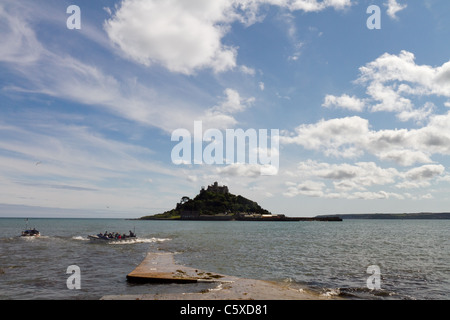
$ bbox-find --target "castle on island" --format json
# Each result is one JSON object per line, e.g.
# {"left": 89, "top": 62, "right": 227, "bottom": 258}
{"left": 146, "top": 180, "right": 342, "bottom": 222}
{"left": 200, "top": 181, "right": 229, "bottom": 195}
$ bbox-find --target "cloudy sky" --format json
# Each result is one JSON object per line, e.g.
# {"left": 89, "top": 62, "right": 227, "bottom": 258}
{"left": 1, "top": 0, "right": 450, "bottom": 218}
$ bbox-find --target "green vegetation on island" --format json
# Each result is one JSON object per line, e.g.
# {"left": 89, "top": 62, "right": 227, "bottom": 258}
{"left": 139, "top": 182, "right": 271, "bottom": 220}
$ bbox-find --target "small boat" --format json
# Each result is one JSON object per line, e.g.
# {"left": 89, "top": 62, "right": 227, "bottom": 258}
{"left": 21, "top": 228, "right": 40, "bottom": 237}
{"left": 88, "top": 231, "right": 137, "bottom": 242}
{"left": 21, "top": 219, "right": 40, "bottom": 237}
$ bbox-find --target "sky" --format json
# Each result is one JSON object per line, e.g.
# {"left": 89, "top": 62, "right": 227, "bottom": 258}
{"left": 1, "top": 0, "right": 450, "bottom": 218}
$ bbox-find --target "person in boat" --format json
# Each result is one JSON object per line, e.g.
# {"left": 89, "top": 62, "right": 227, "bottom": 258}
{"left": 129, "top": 230, "right": 135, "bottom": 237}
{"left": 22, "top": 229, "right": 39, "bottom": 236}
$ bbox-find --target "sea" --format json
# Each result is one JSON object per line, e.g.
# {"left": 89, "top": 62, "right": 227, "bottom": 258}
{"left": 0, "top": 218, "right": 448, "bottom": 300}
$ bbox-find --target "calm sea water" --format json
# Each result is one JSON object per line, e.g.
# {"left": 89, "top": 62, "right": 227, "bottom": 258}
{"left": 0, "top": 218, "right": 448, "bottom": 300}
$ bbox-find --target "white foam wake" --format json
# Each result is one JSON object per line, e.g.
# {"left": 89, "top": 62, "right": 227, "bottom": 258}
{"left": 72, "top": 236, "right": 90, "bottom": 241}
{"left": 108, "top": 237, "right": 172, "bottom": 245}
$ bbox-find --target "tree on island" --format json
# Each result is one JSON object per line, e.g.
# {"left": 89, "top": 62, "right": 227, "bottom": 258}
{"left": 180, "top": 196, "right": 190, "bottom": 204}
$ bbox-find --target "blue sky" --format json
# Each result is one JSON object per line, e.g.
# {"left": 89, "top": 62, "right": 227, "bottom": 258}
{"left": 1, "top": 0, "right": 450, "bottom": 218}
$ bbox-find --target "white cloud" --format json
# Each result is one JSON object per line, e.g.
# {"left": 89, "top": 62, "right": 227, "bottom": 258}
{"left": 376, "top": 149, "right": 432, "bottom": 167}
{"left": 395, "top": 181, "right": 431, "bottom": 189}
{"left": 369, "top": 112, "right": 450, "bottom": 157}
{"left": 202, "top": 88, "right": 255, "bottom": 130}
{"left": 296, "top": 160, "right": 399, "bottom": 190}
{"left": 217, "top": 163, "right": 267, "bottom": 178}
{"left": 104, "top": 0, "right": 353, "bottom": 75}
{"left": 0, "top": 4, "right": 43, "bottom": 64}
{"left": 0, "top": 117, "right": 183, "bottom": 212}
{"left": 211, "top": 88, "right": 255, "bottom": 114}
{"left": 104, "top": 0, "right": 238, "bottom": 75}
{"left": 396, "top": 102, "right": 435, "bottom": 124}
{"left": 282, "top": 111, "right": 450, "bottom": 166}
{"left": 240, "top": 65, "right": 256, "bottom": 75}
{"left": 284, "top": 180, "right": 406, "bottom": 200}
{"left": 187, "top": 175, "right": 198, "bottom": 183}
{"left": 384, "top": 0, "right": 407, "bottom": 19}
{"left": 282, "top": 0, "right": 352, "bottom": 12}
{"left": 356, "top": 51, "right": 450, "bottom": 122}
{"left": 348, "top": 191, "right": 403, "bottom": 200}
{"left": 404, "top": 164, "right": 445, "bottom": 181}
{"left": 1, "top": 2, "right": 257, "bottom": 134}
{"left": 280, "top": 116, "right": 369, "bottom": 158}
{"left": 278, "top": 12, "right": 305, "bottom": 61}
{"left": 283, "top": 51, "right": 450, "bottom": 167}
{"left": 437, "top": 174, "right": 450, "bottom": 182}
{"left": 284, "top": 180, "right": 325, "bottom": 198}
{"left": 0, "top": 119, "right": 159, "bottom": 180}
{"left": 322, "top": 94, "right": 366, "bottom": 112}
{"left": 282, "top": 159, "right": 444, "bottom": 200}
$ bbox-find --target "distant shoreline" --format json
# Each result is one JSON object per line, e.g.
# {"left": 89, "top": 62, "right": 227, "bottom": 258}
{"left": 317, "top": 212, "right": 450, "bottom": 220}
{"left": 136, "top": 215, "right": 343, "bottom": 222}
{"left": 135, "top": 212, "right": 450, "bottom": 221}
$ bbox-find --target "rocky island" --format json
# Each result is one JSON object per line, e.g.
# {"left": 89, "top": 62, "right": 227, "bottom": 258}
{"left": 139, "top": 182, "right": 342, "bottom": 222}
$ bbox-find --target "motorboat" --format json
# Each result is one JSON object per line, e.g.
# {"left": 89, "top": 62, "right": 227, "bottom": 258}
{"left": 88, "top": 231, "right": 137, "bottom": 242}
{"left": 21, "top": 219, "right": 40, "bottom": 237}
{"left": 21, "top": 228, "right": 40, "bottom": 237}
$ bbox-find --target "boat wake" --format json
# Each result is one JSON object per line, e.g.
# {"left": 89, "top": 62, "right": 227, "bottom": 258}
{"left": 72, "top": 236, "right": 171, "bottom": 245}
{"left": 72, "top": 236, "right": 90, "bottom": 241}
{"left": 20, "top": 235, "right": 50, "bottom": 240}
{"left": 107, "top": 237, "right": 172, "bottom": 245}
{"left": 319, "top": 287, "right": 399, "bottom": 299}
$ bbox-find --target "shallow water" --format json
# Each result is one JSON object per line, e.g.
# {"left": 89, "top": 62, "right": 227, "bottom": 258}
{"left": 0, "top": 218, "right": 448, "bottom": 299}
